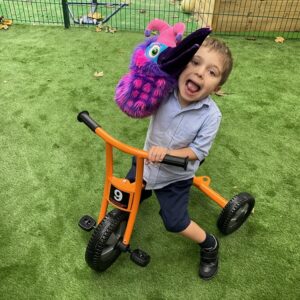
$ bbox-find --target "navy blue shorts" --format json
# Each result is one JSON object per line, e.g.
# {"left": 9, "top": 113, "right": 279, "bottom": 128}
{"left": 126, "top": 157, "right": 193, "bottom": 232}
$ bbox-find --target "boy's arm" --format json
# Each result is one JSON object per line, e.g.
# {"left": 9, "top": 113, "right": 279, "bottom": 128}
{"left": 147, "top": 146, "right": 197, "bottom": 163}
{"left": 147, "top": 111, "right": 222, "bottom": 163}
{"left": 168, "top": 147, "right": 198, "bottom": 160}
{"left": 188, "top": 113, "right": 222, "bottom": 162}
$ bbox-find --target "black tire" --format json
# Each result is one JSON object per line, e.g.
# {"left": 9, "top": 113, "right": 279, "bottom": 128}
{"left": 85, "top": 209, "right": 128, "bottom": 272}
{"left": 217, "top": 192, "right": 255, "bottom": 235}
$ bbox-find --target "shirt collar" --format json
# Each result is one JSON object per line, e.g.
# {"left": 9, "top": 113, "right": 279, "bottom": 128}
{"left": 173, "top": 89, "right": 211, "bottom": 110}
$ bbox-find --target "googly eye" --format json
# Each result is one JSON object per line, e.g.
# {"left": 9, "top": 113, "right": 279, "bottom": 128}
{"left": 147, "top": 44, "right": 161, "bottom": 58}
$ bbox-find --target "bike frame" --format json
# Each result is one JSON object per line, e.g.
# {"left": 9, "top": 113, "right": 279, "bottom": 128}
{"left": 78, "top": 111, "right": 229, "bottom": 248}
{"left": 94, "top": 125, "right": 147, "bottom": 246}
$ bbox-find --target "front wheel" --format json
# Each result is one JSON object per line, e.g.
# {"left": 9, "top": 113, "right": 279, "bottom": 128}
{"left": 85, "top": 209, "right": 128, "bottom": 272}
{"left": 217, "top": 192, "right": 255, "bottom": 235}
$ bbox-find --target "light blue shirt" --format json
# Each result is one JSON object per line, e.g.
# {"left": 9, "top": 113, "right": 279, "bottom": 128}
{"left": 143, "top": 90, "right": 222, "bottom": 190}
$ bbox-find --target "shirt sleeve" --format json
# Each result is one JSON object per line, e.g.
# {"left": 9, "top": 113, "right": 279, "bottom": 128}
{"left": 189, "top": 112, "right": 222, "bottom": 162}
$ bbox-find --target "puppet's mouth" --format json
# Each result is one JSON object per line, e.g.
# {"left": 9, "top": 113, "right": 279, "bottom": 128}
{"left": 186, "top": 80, "right": 201, "bottom": 93}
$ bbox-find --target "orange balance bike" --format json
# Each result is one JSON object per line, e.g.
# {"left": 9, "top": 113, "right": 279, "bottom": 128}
{"left": 77, "top": 111, "right": 255, "bottom": 271}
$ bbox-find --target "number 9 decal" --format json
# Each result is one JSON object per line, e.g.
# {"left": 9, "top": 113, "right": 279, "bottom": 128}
{"left": 109, "top": 185, "right": 129, "bottom": 208}
{"left": 114, "top": 189, "right": 123, "bottom": 202}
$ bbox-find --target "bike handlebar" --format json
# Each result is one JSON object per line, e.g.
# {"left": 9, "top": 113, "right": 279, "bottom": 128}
{"left": 78, "top": 111, "right": 100, "bottom": 131}
{"left": 78, "top": 111, "right": 188, "bottom": 170}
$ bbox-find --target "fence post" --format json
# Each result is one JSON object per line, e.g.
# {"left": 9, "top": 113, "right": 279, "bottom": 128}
{"left": 194, "top": 0, "right": 216, "bottom": 28}
{"left": 62, "top": 0, "right": 70, "bottom": 28}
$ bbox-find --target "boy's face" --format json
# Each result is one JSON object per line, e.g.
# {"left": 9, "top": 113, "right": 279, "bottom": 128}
{"left": 178, "top": 46, "right": 224, "bottom": 107}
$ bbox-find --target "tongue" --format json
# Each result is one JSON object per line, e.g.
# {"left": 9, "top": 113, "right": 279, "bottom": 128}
{"left": 187, "top": 81, "right": 200, "bottom": 92}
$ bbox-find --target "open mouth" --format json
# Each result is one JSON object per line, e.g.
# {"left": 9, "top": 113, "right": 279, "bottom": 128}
{"left": 186, "top": 79, "right": 201, "bottom": 93}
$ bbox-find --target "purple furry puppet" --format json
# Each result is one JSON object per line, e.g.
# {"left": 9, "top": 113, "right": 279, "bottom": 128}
{"left": 115, "top": 19, "right": 212, "bottom": 118}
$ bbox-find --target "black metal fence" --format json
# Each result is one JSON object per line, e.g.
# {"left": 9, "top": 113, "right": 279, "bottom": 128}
{"left": 1, "top": 0, "right": 299, "bottom": 38}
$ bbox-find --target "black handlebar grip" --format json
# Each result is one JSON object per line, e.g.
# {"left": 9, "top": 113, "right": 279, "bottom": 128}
{"left": 162, "top": 154, "right": 188, "bottom": 170}
{"left": 77, "top": 111, "right": 100, "bottom": 132}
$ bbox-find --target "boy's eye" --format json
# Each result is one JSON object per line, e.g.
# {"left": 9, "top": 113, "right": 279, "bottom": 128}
{"left": 209, "top": 68, "right": 219, "bottom": 77}
{"left": 191, "top": 59, "right": 199, "bottom": 65}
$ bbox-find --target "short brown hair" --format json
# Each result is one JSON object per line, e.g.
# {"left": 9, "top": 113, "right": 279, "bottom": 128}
{"left": 202, "top": 37, "right": 233, "bottom": 86}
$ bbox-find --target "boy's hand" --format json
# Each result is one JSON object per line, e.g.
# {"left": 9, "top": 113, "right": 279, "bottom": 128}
{"left": 146, "top": 146, "right": 169, "bottom": 164}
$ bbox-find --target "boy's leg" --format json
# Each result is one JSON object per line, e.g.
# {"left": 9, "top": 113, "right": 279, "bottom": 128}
{"left": 154, "top": 179, "right": 219, "bottom": 280}
{"left": 154, "top": 179, "right": 193, "bottom": 233}
{"left": 180, "top": 221, "right": 219, "bottom": 280}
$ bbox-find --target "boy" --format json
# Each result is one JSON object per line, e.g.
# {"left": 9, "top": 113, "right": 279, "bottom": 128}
{"left": 127, "top": 37, "right": 233, "bottom": 280}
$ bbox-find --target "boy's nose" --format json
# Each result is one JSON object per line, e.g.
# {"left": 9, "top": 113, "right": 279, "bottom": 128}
{"left": 196, "top": 67, "right": 205, "bottom": 78}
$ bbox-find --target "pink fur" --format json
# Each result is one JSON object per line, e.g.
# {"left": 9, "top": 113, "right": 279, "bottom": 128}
{"left": 132, "top": 90, "right": 139, "bottom": 98}
{"left": 133, "top": 79, "right": 143, "bottom": 88}
{"left": 135, "top": 50, "right": 148, "bottom": 67}
{"left": 145, "top": 18, "right": 185, "bottom": 47}
{"left": 140, "top": 93, "right": 148, "bottom": 100}
{"left": 143, "top": 83, "right": 151, "bottom": 93}
{"left": 153, "top": 89, "right": 162, "bottom": 97}
{"left": 157, "top": 79, "right": 166, "bottom": 87}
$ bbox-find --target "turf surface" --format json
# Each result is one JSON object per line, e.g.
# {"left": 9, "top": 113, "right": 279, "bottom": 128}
{"left": 0, "top": 25, "right": 299, "bottom": 299}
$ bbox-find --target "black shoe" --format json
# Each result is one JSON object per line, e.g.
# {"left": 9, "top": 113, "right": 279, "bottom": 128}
{"left": 199, "top": 237, "right": 219, "bottom": 280}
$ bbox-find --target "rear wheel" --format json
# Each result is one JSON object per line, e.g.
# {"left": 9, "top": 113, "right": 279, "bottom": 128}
{"left": 217, "top": 192, "right": 255, "bottom": 235}
{"left": 85, "top": 209, "right": 128, "bottom": 272}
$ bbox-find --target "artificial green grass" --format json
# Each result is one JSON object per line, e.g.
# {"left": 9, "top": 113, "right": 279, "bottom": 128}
{"left": 0, "top": 25, "right": 299, "bottom": 299}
